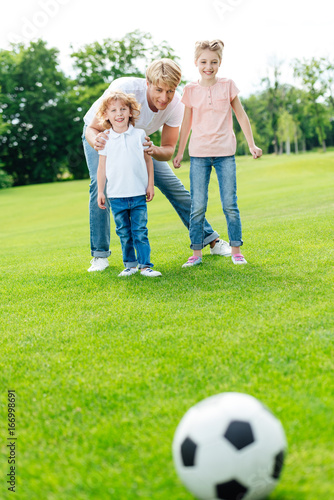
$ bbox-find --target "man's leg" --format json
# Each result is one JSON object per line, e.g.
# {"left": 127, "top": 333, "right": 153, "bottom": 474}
{"left": 152, "top": 158, "right": 219, "bottom": 246}
{"left": 82, "top": 126, "right": 111, "bottom": 270}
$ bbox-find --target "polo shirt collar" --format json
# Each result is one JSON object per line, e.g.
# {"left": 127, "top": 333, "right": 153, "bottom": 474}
{"left": 109, "top": 124, "right": 134, "bottom": 139}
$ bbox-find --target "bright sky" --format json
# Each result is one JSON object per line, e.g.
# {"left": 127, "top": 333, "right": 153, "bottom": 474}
{"left": 1, "top": 0, "right": 334, "bottom": 97}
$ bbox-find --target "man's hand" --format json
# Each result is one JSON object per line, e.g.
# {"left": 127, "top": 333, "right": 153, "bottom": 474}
{"left": 173, "top": 153, "right": 183, "bottom": 169}
{"left": 97, "top": 192, "right": 106, "bottom": 209}
{"left": 94, "top": 130, "right": 110, "bottom": 151}
{"left": 146, "top": 185, "right": 154, "bottom": 202}
{"left": 143, "top": 136, "right": 157, "bottom": 156}
{"left": 249, "top": 145, "right": 262, "bottom": 159}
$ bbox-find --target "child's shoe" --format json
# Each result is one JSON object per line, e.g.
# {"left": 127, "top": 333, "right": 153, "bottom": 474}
{"left": 140, "top": 268, "right": 162, "bottom": 277}
{"left": 231, "top": 253, "right": 247, "bottom": 265}
{"left": 182, "top": 256, "right": 202, "bottom": 267}
{"left": 118, "top": 267, "right": 138, "bottom": 277}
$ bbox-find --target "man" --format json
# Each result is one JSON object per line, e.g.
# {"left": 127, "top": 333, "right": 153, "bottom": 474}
{"left": 82, "top": 58, "right": 231, "bottom": 272}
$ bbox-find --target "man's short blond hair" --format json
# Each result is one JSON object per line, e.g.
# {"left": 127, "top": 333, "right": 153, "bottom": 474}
{"left": 146, "top": 58, "right": 182, "bottom": 89}
{"left": 96, "top": 90, "right": 141, "bottom": 130}
{"left": 195, "top": 39, "right": 224, "bottom": 63}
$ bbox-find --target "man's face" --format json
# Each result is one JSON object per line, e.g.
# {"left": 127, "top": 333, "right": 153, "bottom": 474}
{"left": 146, "top": 81, "right": 176, "bottom": 112}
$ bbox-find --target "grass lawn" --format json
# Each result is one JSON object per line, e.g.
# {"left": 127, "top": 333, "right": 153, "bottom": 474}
{"left": 0, "top": 152, "right": 333, "bottom": 499}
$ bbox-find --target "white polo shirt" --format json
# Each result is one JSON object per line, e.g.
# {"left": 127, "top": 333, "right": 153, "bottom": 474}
{"left": 98, "top": 125, "right": 148, "bottom": 199}
{"left": 84, "top": 77, "right": 184, "bottom": 136}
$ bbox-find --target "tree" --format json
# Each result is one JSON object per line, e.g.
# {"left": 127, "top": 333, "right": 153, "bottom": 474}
{"left": 261, "top": 62, "right": 284, "bottom": 154}
{"left": 293, "top": 57, "right": 331, "bottom": 152}
{"left": 70, "top": 30, "right": 181, "bottom": 87}
{"left": 277, "top": 110, "right": 298, "bottom": 154}
{"left": 0, "top": 114, "right": 13, "bottom": 188}
{"left": 0, "top": 40, "right": 69, "bottom": 185}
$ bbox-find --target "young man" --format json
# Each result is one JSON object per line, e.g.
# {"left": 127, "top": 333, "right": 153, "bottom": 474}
{"left": 82, "top": 58, "right": 231, "bottom": 272}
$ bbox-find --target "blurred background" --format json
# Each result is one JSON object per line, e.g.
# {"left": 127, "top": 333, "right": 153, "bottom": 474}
{"left": 1, "top": 0, "right": 333, "bottom": 187}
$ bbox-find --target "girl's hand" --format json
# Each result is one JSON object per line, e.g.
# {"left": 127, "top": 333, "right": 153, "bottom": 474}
{"left": 97, "top": 192, "right": 106, "bottom": 209}
{"left": 146, "top": 185, "right": 154, "bottom": 202}
{"left": 94, "top": 130, "right": 110, "bottom": 151}
{"left": 173, "top": 153, "right": 183, "bottom": 169}
{"left": 250, "top": 146, "right": 262, "bottom": 159}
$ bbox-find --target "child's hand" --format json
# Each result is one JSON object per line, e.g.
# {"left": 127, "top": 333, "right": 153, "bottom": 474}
{"left": 173, "top": 153, "right": 183, "bottom": 169}
{"left": 146, "top": 185, "right": 154, "bottom": 202}
{"left": 250, "top": 146, "right": 262, "bottom": 159}
{"left": 97, "top": 192, "right": 106, "bottom": 209}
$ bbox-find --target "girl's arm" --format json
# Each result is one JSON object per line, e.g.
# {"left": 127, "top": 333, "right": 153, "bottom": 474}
{"left": 144, "top": 151, "right": 154, "bottom": 202}
{"left": 97, "top": 155, "right": 107, "bottom": 209}
{"left": 231, "top": 96, "right": 262, "bottom": 159}
{"left": 173, "top": 106, "right": 193, "bottom": 168}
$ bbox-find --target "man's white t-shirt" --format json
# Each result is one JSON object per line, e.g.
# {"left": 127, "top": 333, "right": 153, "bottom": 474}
{"left": 98, "top": 125, "right": 148, "bottom": 199}
{"left": 84, "top": 77, "right": 184, "bottom": 136}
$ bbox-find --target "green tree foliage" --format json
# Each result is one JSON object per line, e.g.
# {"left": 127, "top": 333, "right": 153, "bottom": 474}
{"left": 0, "top": 32, "right": 181, "bottom": 186}
{"left": 293, "top": 57, "right": 331, "bottom": 151}
{"left": 0, "top": 40, "right": 69, "bottom": 185}
{"left": 70, "top": 29, "right": 181, "bottom": 87}
{"left": 1, "top": 36, "right": 334, "bottom": 188}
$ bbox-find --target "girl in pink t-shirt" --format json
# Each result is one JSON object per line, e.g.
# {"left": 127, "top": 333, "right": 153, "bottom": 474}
{"left": 173, "top": 40, "right": 262, "bottom": 267}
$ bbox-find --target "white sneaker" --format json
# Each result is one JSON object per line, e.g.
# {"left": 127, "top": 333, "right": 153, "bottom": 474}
{"left": 210, "top": 239, "right": 231, "bottom": 257}
{"left": 118, "top": 267, "right": 138, "bottom": 277}
{"left": 140, "top": 268, "right": 162, "bottom": 277}
{"left": 88, "top": 257, "right": 109, "bottom": 272}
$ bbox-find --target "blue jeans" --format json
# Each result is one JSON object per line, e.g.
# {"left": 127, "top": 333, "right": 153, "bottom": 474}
{"left": 189, "top": 156, "right": 243, "bottom": 250}
{"left": 82, "top": 126, "right": 219, "bottom": 258}
{"left": 109, "top": 195, "right": 152, "bottom": 269}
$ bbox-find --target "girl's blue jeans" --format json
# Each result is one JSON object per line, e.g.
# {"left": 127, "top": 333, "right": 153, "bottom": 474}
{"left": 82, "top": 126, "right": 219, "bottom": 258}
{"left": 189, "top": 155, "right": 243, "bottom": 250}
{"left": 109, "top": 195, "right": 153, "bottom": 269}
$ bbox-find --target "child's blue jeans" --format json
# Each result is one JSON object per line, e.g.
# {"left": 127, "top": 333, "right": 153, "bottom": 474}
{"left": 189, "top": 155, "right": 243, "bottom": 250}
{"left": 109, "top": 195, "right": 153, "bottom": 269}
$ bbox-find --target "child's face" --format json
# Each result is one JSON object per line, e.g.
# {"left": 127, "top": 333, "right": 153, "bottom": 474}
{"left": 195, "top": 49, "right": 221, "bottom": 82}
{"left": 103, "top": 99, "right": 132, "bottom": 132}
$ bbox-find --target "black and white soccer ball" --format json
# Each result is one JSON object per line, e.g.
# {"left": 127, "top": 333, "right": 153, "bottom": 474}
{"left": 172, "top": 392, "right": 287, "bottom": 500}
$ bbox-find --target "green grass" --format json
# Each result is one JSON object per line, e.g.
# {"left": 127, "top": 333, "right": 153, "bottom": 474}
{"left": 0, "top": 152, "right": 333, "bottom": 499}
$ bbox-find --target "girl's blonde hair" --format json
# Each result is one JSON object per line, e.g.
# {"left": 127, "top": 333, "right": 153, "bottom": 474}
{"left": 96, "top": 90, "right": 141, "bottom": 129}
{"left": 194, "top": 39, "right": 224, "bottom": 63}
{"left": 146, "top": 58, "right": 182, "bottom": 89}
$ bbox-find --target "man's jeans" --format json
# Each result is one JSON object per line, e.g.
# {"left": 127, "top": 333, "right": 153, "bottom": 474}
{"left": 189, "top": 155, "right": 243, "bottom": 250}
{"left": 109, "top": 195, "right": 152, "bottom": 269}
{"left": 82, "top": 126, "right": 219, "bottom": 258}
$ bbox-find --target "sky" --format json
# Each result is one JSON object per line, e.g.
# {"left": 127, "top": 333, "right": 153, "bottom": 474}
{"left": 1, "top": 0, "right": 334, "bottom": 97}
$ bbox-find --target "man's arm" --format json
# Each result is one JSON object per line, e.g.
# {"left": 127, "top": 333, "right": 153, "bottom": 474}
{"left": 145, "top": 124, "right": 179, "bottom": 161}
{"left": 85, "top": 115, "right": 109, "bottom": 150}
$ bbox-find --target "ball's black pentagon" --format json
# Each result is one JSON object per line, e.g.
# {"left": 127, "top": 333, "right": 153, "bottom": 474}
{"left": 224, "top": 420, "right": 254, "bottom": 450}
{"left": 180, "top": 437, "right": 197, "bottom": 466}
{"left": 272, "top": 450, "right": 285, "bottom": 479}
{"left": 216, "top": 479, "right": 248, "bottom": 500}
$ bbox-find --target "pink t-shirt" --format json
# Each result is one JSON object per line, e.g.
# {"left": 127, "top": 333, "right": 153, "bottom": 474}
{"left": 181, "top": 78, "right": 239, "bottom": 157}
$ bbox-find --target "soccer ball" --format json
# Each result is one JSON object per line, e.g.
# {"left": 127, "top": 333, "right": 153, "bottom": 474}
{"left": 172, "top": 392, "right": 287, "bottom": 500}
